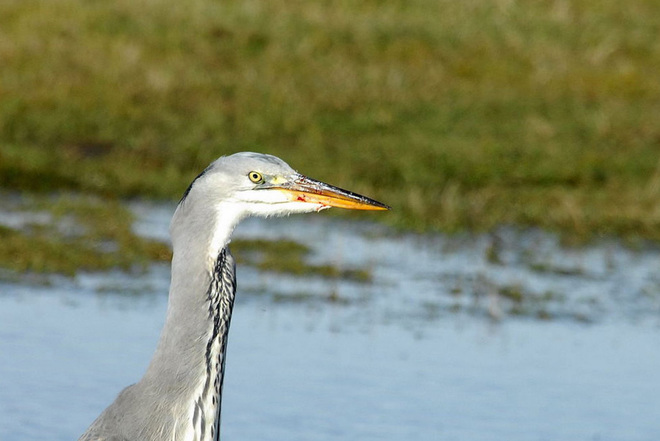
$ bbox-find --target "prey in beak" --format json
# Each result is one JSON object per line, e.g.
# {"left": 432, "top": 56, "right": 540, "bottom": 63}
{"left": 276, "top": 175, "right": 390, "bottom": 211}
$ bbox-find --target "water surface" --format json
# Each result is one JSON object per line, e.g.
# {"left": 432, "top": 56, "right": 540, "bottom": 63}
{"left": 1, "top": 204, "right": 659, "bottom": 441}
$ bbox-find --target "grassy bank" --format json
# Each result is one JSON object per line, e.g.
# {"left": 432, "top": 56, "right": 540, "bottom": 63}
{"left": 1, "top": 0, "right": 660, "bottom": 273}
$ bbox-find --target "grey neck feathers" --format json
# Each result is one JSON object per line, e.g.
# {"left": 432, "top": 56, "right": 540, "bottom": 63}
{"left": 143, "top": 189, "right": 239, "bottom": 440}
{"left": 140, "top": 194, "right": 240, "bottom": 440}
{"left": 142, "top": 246, "right": 236, "bottom": 441}
{"left": 79, "top": 195, "right": 240, "bottom": 441}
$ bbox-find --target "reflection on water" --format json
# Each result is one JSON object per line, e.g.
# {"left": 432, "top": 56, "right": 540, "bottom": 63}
{"left": 1, "top": 204, "right": 660, "bottom": 441}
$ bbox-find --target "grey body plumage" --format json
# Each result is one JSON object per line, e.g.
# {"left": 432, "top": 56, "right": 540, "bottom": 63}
{"left": 78, "top": 153, "right": 388, "bottom": 441}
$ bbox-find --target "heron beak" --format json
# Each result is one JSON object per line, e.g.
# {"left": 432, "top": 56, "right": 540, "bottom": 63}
{"left": 275, "top": 175, "right": 390, "bottom": 211}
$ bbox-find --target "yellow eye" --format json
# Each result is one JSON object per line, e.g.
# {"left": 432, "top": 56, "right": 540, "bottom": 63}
{"left": 248, "top": 171, "right": 264, "bottom": 184}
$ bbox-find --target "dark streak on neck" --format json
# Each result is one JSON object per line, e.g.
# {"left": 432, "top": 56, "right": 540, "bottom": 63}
{"left": 190, "top": 247, "right": 237, "bottom": 441}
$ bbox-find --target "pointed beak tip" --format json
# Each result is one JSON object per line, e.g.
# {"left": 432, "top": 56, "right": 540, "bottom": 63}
{"left": 361, "top": 202, "right": 391, "bottom": 211}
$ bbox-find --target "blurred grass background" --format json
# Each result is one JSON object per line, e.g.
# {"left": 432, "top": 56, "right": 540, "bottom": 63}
{"left": 1, "top": 0, "right": 659, "bottom": 243}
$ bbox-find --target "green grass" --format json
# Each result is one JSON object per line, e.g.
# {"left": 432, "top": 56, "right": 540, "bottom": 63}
{"left": 231, "top": 238, "right": 372, "bottom": 281}
{"left": 1, "top": 0, "right": 660, "bottom": 274}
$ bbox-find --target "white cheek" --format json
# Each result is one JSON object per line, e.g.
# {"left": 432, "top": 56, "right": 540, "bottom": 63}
{"left": 232, "top": 189, "right": 287, "bottom": 205}
{"left": 254, "top": 201, "right": 328, "bottom": 217}
{"left": 232, "top": 189, "right": 331, "bottom": 217}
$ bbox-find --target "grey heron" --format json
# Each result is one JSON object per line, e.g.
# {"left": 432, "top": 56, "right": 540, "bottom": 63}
{"left": 79, "top": 152, "right": 389, "bottom": 441}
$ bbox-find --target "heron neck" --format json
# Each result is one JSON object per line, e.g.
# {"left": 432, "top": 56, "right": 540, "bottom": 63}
{"left": 140, "top": 202, "right": 240, "bottom": 440}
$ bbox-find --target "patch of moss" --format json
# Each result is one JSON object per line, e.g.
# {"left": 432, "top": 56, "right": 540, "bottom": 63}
{"left": 529, "top": 262, "right": 585, "bottom": 276}
{"left": 498, "top": 284, "right": 525, "bottom": 303}
{"left": 271, "top": 290, "right": 351, "bottom": 305}
{"left": 232, "top": 238, "right": 372, "bottom": 282}
{"left": 536, "top": 310, "right": 553, "bottom": 321}
{"left": 0, "top": 194, "right": 171, "bottom": 275}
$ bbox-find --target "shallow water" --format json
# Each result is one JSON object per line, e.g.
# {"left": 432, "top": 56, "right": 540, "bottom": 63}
{"left": 1, "top": 204, "right": 660, "bottom": 441}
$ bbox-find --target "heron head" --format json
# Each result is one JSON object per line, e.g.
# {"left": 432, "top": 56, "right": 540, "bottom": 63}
{"left": 182, "top": 152, "right": 389, "bottom": 219}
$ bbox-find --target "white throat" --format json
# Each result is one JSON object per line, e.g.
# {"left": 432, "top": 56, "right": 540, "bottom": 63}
{"left": 207, "top": 202, "right": 245, "bottom": 263}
